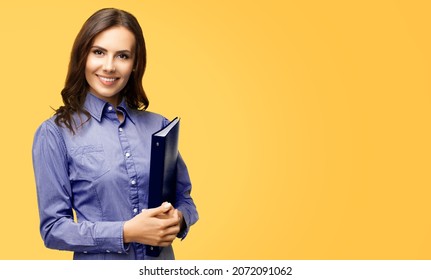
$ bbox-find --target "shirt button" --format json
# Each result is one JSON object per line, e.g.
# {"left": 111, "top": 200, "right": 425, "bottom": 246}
{"left": 133, "top": 208, "right": 138, "bottom": 213}
{"left": 118, "top": 251, "right": 122, "bottom": 254}
{"left": 119, "top": 127, "right": 123, "bottom": 132}
{"left": 125, "top": 152, "right": 131, "bottom": 158}
{"left": 83, "top": 251, "right": 87, "bottom": 254}
{"left": 106, "top": 250, "right": 110, "bottom": 253}
{"left": 108, "top": 106, "right": 113, "bottom": 111}
{"left": 131, "top": 180, "right": 136, "bottom": 185}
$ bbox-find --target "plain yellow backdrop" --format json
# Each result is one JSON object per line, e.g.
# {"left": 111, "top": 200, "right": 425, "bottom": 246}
{"left": 1, "top": 0, "right": 431, "bottom": 259}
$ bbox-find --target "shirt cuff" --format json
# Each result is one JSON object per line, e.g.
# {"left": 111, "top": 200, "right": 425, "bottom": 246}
{"left": 176, "top": 206, "right": 191, "bottom": 240}
{"left": 92, "top": 221, "right": 130, "bottom": 254}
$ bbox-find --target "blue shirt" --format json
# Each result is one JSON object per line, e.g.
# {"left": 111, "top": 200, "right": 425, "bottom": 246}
{"left": 32, "top": 93, "right": 198, "bottom": 260}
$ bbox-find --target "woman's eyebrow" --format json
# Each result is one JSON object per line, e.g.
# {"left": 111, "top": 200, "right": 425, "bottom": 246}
{"left": 91, "top": 45, "right": 132, "bottom": 54}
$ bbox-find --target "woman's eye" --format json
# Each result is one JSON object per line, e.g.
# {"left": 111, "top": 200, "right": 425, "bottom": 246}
{"left": 118, "top": 54, "right": 129, "bottom": 59}
{"left": 93, "top": 50, "right": 104, "bottom": 55}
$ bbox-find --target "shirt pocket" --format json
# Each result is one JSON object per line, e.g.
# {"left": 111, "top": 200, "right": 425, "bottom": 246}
{"left": 69, "top": 144, "right": 110, "bottom": 181}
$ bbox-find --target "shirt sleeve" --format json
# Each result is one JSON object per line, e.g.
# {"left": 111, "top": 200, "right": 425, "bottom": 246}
{"left": 32, "top": 120, "right": 129, "bottom": 254}
{"left": 175, "top": 152, "right": 199, "bottom": 239}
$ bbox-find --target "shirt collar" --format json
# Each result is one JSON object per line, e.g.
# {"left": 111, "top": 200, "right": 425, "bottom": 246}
{"left": 83, "top": 92, "right": 135, "bottom": 124}
{"left": 117, "top": 98, "right": 136, "bottom": 124}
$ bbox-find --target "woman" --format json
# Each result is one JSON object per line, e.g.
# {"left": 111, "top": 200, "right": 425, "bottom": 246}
{"left": 32, "top": 8, "right": 198, "bottom": 260}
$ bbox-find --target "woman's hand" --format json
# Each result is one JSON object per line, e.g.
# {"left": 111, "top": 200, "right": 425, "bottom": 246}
{"left": 123, "top": 202, "right": 182, "bottom": 246}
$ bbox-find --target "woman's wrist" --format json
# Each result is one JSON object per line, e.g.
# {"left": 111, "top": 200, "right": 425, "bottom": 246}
{"left": 123, "top": 220, "right": 133, "bottom": 243}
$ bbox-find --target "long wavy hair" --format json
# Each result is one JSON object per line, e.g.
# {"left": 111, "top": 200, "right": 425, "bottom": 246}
{"left": 54, "top": 8, "right": 149, "bottom": 133}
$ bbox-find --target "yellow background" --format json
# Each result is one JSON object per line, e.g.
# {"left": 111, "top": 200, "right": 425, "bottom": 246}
{"left": 1, "top": 0, "right": 431, "bottom": 259}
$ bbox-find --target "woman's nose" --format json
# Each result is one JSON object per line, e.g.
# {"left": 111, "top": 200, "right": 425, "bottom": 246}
{"left": 103, "top": 57, "right": 116, "bottom": 73}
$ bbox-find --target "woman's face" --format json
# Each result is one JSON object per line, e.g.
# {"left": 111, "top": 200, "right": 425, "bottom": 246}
{"left": 85, "top": 26, "right": 135, "bottom": 106}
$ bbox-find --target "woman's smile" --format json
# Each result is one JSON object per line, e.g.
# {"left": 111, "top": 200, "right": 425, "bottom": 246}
{"left": 97, "top": 74, "right": 120, "bottom": 86}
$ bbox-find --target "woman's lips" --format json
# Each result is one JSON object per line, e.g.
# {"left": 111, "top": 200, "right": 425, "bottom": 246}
{"left": 97, "top": 75, "right": 119, "bottom": 86}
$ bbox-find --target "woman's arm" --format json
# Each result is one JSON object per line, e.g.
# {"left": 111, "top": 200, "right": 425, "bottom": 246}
{"left": 32, "top": 120, "right": 128, "bottom": 254}
{"left": 174, "top": 153, "right": 199, "bottom": 239}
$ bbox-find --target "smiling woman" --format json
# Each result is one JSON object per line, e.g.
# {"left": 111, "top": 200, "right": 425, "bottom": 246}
{"left": 85, "top": 26, "right": 135, "bottom": 108}
{"left": 31, "top": 8, "right": 198, "bottom": 260}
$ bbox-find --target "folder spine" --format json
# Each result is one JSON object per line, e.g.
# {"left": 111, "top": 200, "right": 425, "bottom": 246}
{"left": 148, "top": 135, "right": 166, "bottom": 208}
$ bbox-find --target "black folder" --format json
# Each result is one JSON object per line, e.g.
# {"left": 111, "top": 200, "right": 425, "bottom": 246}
{"left": 146, "top": 117, "right": 180, "bottom": 257}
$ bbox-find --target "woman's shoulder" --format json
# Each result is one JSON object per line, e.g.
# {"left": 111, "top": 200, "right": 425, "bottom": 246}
{"left": 34, "top": 116, "right": 62, "bottom": 136}
{"left": 34, "top": 116, "right": 71, "bottom": 144}
{"left": 130, "top": 109, "right": 164, "bottom": 118}
{"left": 127, "top": 109, "right": 177, "bottom": 134}
{"left": 33, "top": 116, "right": 68, "bottom": 151}
{"left": 128, "top": 109, "right": 170, "bottom": 125}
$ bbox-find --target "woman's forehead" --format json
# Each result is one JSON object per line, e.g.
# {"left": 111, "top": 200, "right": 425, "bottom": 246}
{"left": 92, "top": 26, "right": 136, "bottom": 52}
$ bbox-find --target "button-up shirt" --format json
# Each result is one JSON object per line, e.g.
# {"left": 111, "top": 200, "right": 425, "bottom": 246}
{"left": 32, "top": 93, "right": 198, "bottom": 260}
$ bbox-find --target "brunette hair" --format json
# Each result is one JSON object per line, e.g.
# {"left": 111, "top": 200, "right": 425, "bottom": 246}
{"left": 54, "top": 8, "right": 149, "bottom": 133}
